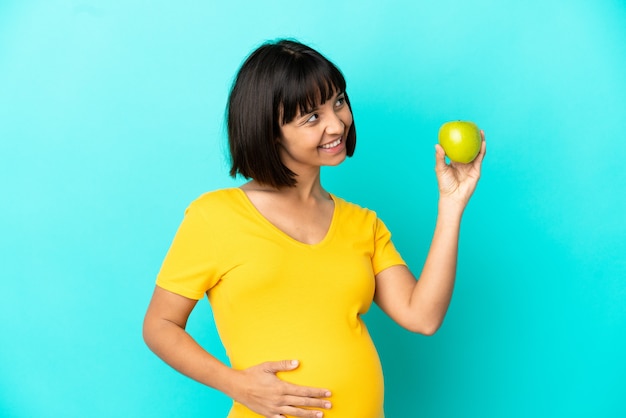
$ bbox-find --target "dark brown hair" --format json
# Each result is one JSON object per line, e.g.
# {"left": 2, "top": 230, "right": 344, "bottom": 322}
{"left": 227, "top": 39, "right": 356, "bottom": 187}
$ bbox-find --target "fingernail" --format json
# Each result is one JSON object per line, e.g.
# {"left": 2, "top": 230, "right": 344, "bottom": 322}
{"left": 316, "top": 413, "right": 323, "bottom": 418}
{"left": 290, "top": 360, "right": 299, "bottom": 367}
{"left": 324, "top": 401, "right": 332, "bottom": 409}
{"left": 325, "top": 391, "right": 332, "bottom": 397}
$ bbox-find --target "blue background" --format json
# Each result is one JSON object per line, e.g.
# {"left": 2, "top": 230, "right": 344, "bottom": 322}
{"left": 2, "top": 1, "right": 625, "bottom": 417}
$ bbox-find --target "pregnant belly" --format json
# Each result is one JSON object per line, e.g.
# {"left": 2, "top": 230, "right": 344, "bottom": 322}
{"left": 227, "top": 324, "right": 385, "bottom": 418}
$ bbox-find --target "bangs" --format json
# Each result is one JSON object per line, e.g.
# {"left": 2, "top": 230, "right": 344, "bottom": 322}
{"left": 278, "top": 57, "right": 347, "bottom": 125}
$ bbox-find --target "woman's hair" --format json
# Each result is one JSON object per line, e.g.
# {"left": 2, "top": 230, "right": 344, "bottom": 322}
{"left": 227, "top": 39, "right": 356, "bottom": 188}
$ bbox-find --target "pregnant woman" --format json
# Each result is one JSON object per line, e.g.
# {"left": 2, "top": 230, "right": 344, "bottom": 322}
{"left": 143, "top": 39, "right": 485, "bottom": 418}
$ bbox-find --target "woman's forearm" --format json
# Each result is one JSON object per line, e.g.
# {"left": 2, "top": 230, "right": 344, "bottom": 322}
{"left": 143, "top": 315, "right": 239, "bottom": 398}
{"left": 409, "top": 198, "right": 464, "bottom": 333}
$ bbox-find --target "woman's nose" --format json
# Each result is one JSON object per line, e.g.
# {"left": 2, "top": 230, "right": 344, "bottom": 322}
{"left": 325, "top": 112, "right": 345, "bottom": 135}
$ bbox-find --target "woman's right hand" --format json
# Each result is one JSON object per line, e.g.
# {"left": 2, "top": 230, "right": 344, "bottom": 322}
{"left": 231, "top": 360, "right": 332, "bottom": 418}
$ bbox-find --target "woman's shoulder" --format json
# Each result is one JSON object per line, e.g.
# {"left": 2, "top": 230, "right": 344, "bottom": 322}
{"left": 331, "top": 194, "right": 379, "bottom": 222}
{"left": 193, "top": 187, "right": 241, "bottom": 203}
{"left": 187, "top": 188, "right": 246, "bottom": 214}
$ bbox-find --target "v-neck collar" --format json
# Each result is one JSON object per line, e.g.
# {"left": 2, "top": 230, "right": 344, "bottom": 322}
{"left": 233, "top": 188, "right": 338, "bottom": 248}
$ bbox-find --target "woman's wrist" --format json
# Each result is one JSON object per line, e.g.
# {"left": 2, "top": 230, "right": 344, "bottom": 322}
{"left": 437, "top": 197, "right": 465, "bottom": 225}
{"left": 219, "top": 367, "right": 245, "bottom": 402}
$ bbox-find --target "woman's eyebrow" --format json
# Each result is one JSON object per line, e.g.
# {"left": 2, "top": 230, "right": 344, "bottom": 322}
{"left": 298, "top": 90, "right": 344, "bottom": 116}
{"left": 312, "top": 91, "right": 344, "bottom": 109}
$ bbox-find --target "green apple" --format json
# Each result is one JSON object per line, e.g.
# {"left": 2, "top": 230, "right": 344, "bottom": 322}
{"left": 438, "top": 121, "right": 481, "bottom": 163}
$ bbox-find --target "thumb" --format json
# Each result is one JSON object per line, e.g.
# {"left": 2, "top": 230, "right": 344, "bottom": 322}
{"left": 264, "top": 360, "right": 299, "bottom": 374}
{"left": 434, "top": 143, "right": 448, "bottom": 172}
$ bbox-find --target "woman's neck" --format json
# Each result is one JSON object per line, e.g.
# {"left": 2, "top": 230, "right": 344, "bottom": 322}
{"left": 241, "top": 175, "right": 329, "bottom": 203}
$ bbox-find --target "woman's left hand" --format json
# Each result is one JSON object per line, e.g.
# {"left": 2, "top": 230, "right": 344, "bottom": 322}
{"left": 434, "top": 131, "right": 486, "bottom": 211}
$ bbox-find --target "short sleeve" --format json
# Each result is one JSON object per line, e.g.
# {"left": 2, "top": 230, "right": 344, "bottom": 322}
{"left": 155, "top": 201, "right": 221, "bottom": 300}
{"left": 371, "top": 217, "right": 406, "bottom": 275}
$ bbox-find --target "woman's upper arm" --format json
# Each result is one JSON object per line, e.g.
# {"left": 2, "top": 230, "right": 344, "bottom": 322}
{"left": 374, "top": 265, "right": 418, "bottom": 330}
{"left": 144, "top": 286, "right": 199, "bottom": 330}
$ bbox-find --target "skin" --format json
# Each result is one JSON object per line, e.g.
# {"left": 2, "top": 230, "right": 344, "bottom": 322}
{"left": 143, "top": 90, "right": 486, "bottom": 418}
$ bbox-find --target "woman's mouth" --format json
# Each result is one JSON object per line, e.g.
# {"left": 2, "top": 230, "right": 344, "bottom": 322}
{"left": 319, "top": 137, "right": 342, "bottom": 149}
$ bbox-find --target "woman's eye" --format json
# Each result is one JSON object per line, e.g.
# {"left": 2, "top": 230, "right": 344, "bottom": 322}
{"left": 335, "top": 96, "right": 346, "bottom": 107}
{"left": 306, "top": 113, "right": 319, "bottom": 123}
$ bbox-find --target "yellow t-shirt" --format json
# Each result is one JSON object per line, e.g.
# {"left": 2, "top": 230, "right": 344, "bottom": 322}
{"left": 156, "top": 188, "right": 406, "bottom": 417}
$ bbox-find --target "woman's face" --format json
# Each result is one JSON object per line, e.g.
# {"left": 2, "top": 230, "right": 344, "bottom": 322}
{"left": 278, "top": 90, "right": 353, "bottom": 175}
